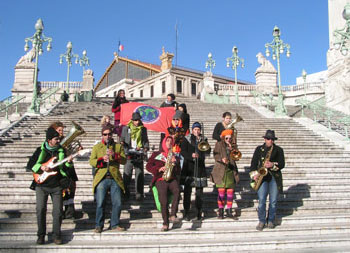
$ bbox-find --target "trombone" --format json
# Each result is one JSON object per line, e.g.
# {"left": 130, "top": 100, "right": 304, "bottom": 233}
{"left": 197, "top": 122, "right": 210, "bottom": 152}
{"left": 226, "top": 113, "right": 243, "bottom": 161}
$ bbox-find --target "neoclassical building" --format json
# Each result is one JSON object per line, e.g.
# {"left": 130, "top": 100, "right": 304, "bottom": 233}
{"left": 94, "top": 48, "right": 254, "bottom": 99}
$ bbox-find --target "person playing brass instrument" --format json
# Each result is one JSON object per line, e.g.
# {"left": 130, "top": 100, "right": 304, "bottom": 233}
{"left": 180, "top": 122, "right": 211, "bottom": 221}
{"left": 210, "top": 129, "right": 240, "bottom": 219}
{"left": 146, "top": 136, "right": 181, "bottom": 232}
{"left": 212, "top": 112, "right": 232, "bottom": 142}
{"left": 250, "top": 130, "right": 285, "bottom": 231}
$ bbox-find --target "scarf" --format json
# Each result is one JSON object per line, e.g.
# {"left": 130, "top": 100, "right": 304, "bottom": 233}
{"left": 127, "top": 121, "right": 143, "bottom": 148}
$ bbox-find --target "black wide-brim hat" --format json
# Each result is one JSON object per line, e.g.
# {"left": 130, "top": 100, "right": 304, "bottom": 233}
{"left": 262, "top": 130, "right": 278, "bottom": 140}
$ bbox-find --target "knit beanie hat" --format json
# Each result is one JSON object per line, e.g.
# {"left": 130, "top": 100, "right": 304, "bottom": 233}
{"left": 173, "top": 110, "right": 183, "bottom": 120}
{"left": 192, "top": 122, "right": 201, "bottom": 130}
{"left": 46, "top": 127, "right": 60, "bottom": 140}
{"left": 220, "top": 129, "right": 233, "bottom": 137}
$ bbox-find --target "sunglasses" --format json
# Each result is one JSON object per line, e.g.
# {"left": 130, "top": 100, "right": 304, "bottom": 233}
{"left": 103, "top": 133, "right": 112, "bottom": 136}
{"left": 265, "top": 138, "right": 272, "bottom": 140}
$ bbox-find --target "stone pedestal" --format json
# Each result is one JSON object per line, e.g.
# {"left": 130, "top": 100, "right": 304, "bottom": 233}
{"left": 200, "top": 71, "right": 215, "bottom": 102}
{"left": 255, "top": 71, "right": 278, "bottom": 94}
{"left": 81, "top": 69, "right": 95, "bottom": 91}
{"left": 11, "top": 63, "right": 36, "bottom": 102}
{"left": 255, "top": 52, "right": 278, "bottom": 95}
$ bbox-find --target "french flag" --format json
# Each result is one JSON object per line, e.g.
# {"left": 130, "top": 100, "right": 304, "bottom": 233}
{"left": 118, "top": 41, "right": 124, "bottom": 52}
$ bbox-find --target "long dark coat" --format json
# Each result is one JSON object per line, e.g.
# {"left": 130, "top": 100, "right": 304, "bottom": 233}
{"left": 250, "top": 143, "right": 285, "bottom": 194}
{"left": 180, "top": 134, "right": 211, "bottom": 184}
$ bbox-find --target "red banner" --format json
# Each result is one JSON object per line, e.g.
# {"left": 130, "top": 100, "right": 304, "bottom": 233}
{"left": 120, "top": 102, "right": 175, "bottom": 133}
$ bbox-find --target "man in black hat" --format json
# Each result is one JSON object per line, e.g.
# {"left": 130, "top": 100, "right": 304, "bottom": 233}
{"left": 30, "top": 127, "right": 73, "bottom": 245}
{"left": 120, "top": 112, "right": 149, "bottom": 201}
{"left": 250, "top": 130, "right": 285, "bottom": 231}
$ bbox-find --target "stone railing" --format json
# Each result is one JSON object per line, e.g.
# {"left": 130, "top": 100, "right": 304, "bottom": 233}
{"left": 39, "top": 81, "right": 83, "bottom": 90}
{"left": 282, "top": 81, "right": 325, "bottom": 93}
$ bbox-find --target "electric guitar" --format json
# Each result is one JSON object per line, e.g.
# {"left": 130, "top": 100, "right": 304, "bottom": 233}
{"left": 33, "top": 149, "right": 91, "bottom": 184}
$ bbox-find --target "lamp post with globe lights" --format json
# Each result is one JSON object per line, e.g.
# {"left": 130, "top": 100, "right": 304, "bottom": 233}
{"left": 205, "top": 52, "right": 216, "bottom": 74}
{"left": 59, "top": 41, "right": 79, "bottom": 96}
{"left": 79, "top": 49, "right": 90, "bottom": 73}
{"left": 226, "top": 46, "right": 244, "bottom": 105}
{"left": 265, "top": 26, "right": 291, "bottom": 117}
{"left": 24, "top": 18, "right": 52, "bottom": 114}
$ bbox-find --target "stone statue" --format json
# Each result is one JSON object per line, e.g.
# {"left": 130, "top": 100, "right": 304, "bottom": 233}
{"left": 16, "top": 48, "right": 36, "bottom": 66}
{"left": 256, "top": 52, "right": 276, "bottom": 72}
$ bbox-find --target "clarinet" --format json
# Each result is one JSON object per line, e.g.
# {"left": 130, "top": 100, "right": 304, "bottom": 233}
{"left": 106, "top": 139, "right": 110, "bottom": 172}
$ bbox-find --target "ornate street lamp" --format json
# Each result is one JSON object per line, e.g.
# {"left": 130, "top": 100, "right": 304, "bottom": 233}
{"left": 59, "top": 41, "right": 79, "bottom": 96}
{"left": 226, "top": 46, "right": 244, "bottom": 105}
{"left": 24, "top": 18, "right": 52, "bottom": 114}
{"left": 333, "top": 3, "right": 350, "bottom": 56}
{"left": 205, "top": 52, "right": 216, "bottom": 73}
{"left": 79, "top": 49, "right": 90, "bottom": 73}
{"left": 265, "top": 26, "right": 291, "bottom": 116}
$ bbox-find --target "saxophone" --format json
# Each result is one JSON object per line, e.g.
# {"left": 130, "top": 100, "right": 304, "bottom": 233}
{"left": 162, "top": 149, "right": 174, "bottom": 181}
{"left": 249, "top": 145, "right": 273, "bottom": 191}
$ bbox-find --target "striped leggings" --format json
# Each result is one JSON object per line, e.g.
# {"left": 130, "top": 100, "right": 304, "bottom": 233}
{"left": 217, "top": 188, "right": 234, "bottom": 209}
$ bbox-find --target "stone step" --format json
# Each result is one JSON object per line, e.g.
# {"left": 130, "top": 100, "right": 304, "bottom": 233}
{"left": 0, "top": 219, "right": 349, "bottom": 242}
{"left": 0, "top": 230, "right": 349, "bottom": 252}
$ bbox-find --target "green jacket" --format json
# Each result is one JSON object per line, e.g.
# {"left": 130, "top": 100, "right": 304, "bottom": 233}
{"left": 89, "top": 140, "right": 126, "bottom": 193}
{"left": 31, "top": 142, "right": 72, "bottom": 187}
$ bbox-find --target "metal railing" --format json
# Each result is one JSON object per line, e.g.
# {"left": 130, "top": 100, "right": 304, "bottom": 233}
{"left": 0, "top": 95, "right": 26, "bottom": 121}
{"left": 296, "top": 96, "right": 350, "bottom": 140}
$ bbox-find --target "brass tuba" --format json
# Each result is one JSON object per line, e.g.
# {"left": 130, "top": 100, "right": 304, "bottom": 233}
{"left": 197, "top": 122, "right": 210, "bottom": 152}
{"left": 226, "top": 113, "right": 243, "bottom": 161}
{"left": 60, "top": 121, "right": 85, "bottom": 154}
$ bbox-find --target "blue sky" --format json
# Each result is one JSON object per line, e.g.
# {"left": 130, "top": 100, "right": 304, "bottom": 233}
{"left": 0, "top": 0, "right": 329, "bottom": 100}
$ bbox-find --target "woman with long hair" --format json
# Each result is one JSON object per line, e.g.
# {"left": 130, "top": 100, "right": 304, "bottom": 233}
{"left": 112, "top": 89, "right": 129, "bottom": 136}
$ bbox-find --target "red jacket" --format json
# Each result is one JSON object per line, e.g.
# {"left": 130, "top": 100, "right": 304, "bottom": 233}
{"left": 146, "top": 151, "right": 181, "bottom": 186}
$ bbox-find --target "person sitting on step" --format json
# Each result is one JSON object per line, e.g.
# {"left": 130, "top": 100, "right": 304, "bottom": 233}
{"left": 146, "top": 136, "right": 181, "bottom": 232}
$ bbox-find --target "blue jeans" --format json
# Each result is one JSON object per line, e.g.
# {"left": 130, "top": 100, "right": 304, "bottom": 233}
{"left": 257, "top": 176, "right": 278, "bottom": 224}
{"left": 95, "top": 178, "right": 122, "bottom": 228}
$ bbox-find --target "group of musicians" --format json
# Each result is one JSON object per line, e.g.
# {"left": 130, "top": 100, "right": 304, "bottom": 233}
{"left": 29, "top": 94, "right": 285, "bottom": 244}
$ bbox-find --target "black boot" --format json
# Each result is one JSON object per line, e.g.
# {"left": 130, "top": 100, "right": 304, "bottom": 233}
{"left": 217, "top": 208, "right": 224, "bottom": 219}
{"left": 226, "top": 208, "right": 238, "bottom": 220}
{"left": 64, "top": 204, "right": 75, "bottom": 219}
{"left": 196, "top": 210, "right": 202, "bottom": 221}
{"left": 183, "top": 210, "right": 190, "bottom": 221}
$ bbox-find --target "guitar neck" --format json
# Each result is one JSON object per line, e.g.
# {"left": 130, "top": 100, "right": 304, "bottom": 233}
{"left": 50, "top": 152, "right": 79, "bottom": 169}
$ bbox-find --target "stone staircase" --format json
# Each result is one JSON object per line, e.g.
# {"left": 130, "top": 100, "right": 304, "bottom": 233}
{"left": 0, "top": 97, "right": 350, "bottom": 252}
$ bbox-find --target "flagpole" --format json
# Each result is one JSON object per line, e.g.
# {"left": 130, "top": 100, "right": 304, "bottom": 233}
{"left": 175, "top": 21, "right": 178, "bottom": 67}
